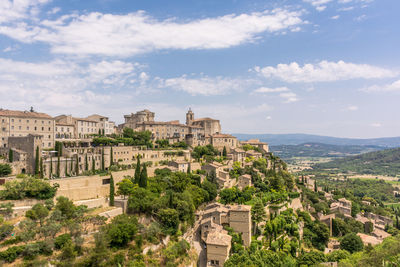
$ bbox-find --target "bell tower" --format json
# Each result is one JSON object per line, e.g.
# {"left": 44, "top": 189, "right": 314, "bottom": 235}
{"left": 186, "top": 108, "right": 194, "bottom": 125}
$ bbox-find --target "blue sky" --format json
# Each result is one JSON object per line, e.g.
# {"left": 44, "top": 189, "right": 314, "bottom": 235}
{"left": 0, "top": 0, "right": 399, "bottom": 138}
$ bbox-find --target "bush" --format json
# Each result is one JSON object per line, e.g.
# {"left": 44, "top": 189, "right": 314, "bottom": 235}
{"left": 340, "top": 233, "right": 364, "bottom": 253}
{"left": 54, "top": 233, "right": 72, "bottom": 249}
{"left": 0, "top": 245, "right": 25, "bottom": 263}
{"left": 0, "top": 224, "right": 13, "bottom": 241}
{"left": 0, "top": 178, "right": 58, "bottom": 200}
{"left": 0, "top": 164, "right": 11, "bottom": 177}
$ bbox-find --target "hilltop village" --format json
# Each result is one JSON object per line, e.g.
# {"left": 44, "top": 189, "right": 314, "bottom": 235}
{"left": 0, "top": 107, "right": 398, "bottom": 266}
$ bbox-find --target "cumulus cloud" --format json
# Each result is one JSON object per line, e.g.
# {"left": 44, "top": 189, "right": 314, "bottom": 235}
{"left": 303, "top": 0, "right": 333, "bottom": 11}
{"left": 0, "top": 57, "right": 143, "bottom": 114}
{"left": 362, "top": 80, "right": 400, "bottom": 93}
{"left": 253, "top": 86, "right": 289, "bottom": 93}
{"left": 0, "top": 8, "right": 305, "bottom": 56}
{"left": 331, "top": 15, "right": 340, "bottom": 19}
{"left": 370, "top": 123, "right": 382, "bottom": 127}
{"left": 161, "top": 75, "right": 254, "bottom": 96}
{"left": 279, "top": 92, "right": 299, "bottom": 103}
{"left": 0, "top": 0, "right": 51, "bottom": 23}
{"left": 254, "top": 60, "right": 397, "bottom": 83}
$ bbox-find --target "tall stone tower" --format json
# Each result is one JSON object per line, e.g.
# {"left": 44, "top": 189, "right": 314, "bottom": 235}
{"left": 186, "top": 108, "right": 194, "bottom": 125}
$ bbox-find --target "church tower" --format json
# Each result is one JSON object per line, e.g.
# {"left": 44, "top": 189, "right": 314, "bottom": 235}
{"left": 186, "top": 108, "right": 194, "bottom": 125}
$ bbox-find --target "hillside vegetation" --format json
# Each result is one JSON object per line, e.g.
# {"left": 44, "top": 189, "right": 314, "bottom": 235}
{"left": 311, "top": 147, "right": 400, "bottom": 176}
{"left": 271, "top": 143, "right": 383, "bottom": 160}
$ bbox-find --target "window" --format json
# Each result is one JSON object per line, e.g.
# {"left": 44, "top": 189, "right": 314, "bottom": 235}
{"left": 26, "top": 126, "right": 29, "bottom": 130}
{"left": 11, "top": 119, "right": 14, "bottom": 122}
{"left": 1, "top": 127, "right": 5, "bottom": 131}
{"left": 48, "top": 142, "right": 51, "bottom": 147}
{"left": 102, "top": 178, "right": 111, "bottom": 185}
{"left": 27, "top": 120, "right": 29, "bottom": 123}
{"left": 34, "top": 127, "right": 37, "bottom": 131}
{"left": 42, "top": 121, "right": 44, "bottom": 124}
{"left": 55, "top": 127, "right": 58, "bottom": 131}
{"left": 48, "top": 127, "right": 51, "bottom": 131}
{"left": 18, "top": 126, "right": 21, "bottom": 130}
{"left": 41, "top": 127, "right": 44, "bottom": 131}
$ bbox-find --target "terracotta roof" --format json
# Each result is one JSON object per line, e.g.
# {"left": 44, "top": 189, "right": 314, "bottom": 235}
{"left": 193, "top": 117, "right": 219, "bottom": 122}
{"left": 357, "top": 233, "right": 382, "bottom": 246}
{"left": 0, "top": 109, "right": 52, "bottom": 119}
{"left": 205, "top": 230, "right": 232, "bottom": 246}
{"left": 212, "top": 133, "right": 235, "bottom": 138}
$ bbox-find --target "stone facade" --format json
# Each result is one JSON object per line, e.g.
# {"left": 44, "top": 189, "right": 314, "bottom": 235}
{"left": 0, "top": 109, "right": 55, "bottom": 148}
{"left": 122, "top": 109, "right": 155, "bottom": 129}
{"left": 7, "top": 134, "right": 43, "bottom": 174}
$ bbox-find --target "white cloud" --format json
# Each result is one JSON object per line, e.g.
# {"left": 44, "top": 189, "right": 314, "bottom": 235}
{"left": 162, "top": 75, "right": 253, "bottom": 96}
{"left": 0, "top": 0, "right": 51, "bottom": 23}
{"left": 338, "top": 6, "right": 355, "bottom": 11}
{"left": 362, "top": 80, "right": 400, "bottom": 93}
{"left": 354, "top": 14, "right": 367, "bottom": 22}
{"left": 0, "top": 8, "right": 305, "bottom": 56}
{"left": 370, "top": 123, "right": 382, "bottom": 128}
{"left": 254, "top": 60, "right": 397, "bottom": 83}
{"left": 346, "top": 105, "right": 358, "bottom": 111}
{"left": 303, "top": 0, "right": 333, "bottom": 11}
{"left": 253, "top": 86, "right": 289, "bottom": 93}
{"left": 279, "top": 92, "right": 299, "bottom": 103}
{"left": 0, "top": 57, "right": 144, "bottom": 114}
{"left": 266, "top": 116, "right": 272, "bottom": 120}
{"left": 331, "top": 15, "right": 340, "bottom": 19}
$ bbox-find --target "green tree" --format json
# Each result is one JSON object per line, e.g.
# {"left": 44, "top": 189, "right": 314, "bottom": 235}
{"left": 105, "top": 215, "right": 138, "bottom": 247}
{"left": 92, "top": 157, "right": 95, "bottom": 173}
{"left": 8, "top": 149, "right": 13, "bottom": 163}
{"left": 158, "top": 208, "right": 179, "bottom": 235}
{"left": 117, "top": 179, "right": 135, "bottom": 199}
{"left": 55, "top": 196, "right": 77, "bottom": 220}
{"left": 223, "top": 146, "right": 227, "bottom": 157}
{"left": 251, "top": 198, "right": 266, "bottom": 235}
{"left": 85, "top": 154, "right": 88, "bottom": 171}
{"left": 75, "top": 155, "right": 79, "bottom": 176}
{"left": 110, "top": 147, "right": 113, "bottom": 167}
{"left": 0, "top": 164, "right": 12, "bottom": 177}
{"left": 35, "top": 146, "right": 40, "bottom": 175}
{"left": 25, "top": 203, "right": 49, "bottom": 227}
{"left": 109, "top": 175, "right": 115, "bottom": 206}
{"left": 49, "top": 157, "right": 53, "bottom": 178}
{"left": 101, "top": 148, "right": 105, "bottom": 171}
{"left": 139, "top": 164, "right": 148, "bottom": 188}
{"left": 340, "top": 232, "right": 363, "bottom": 253}
{"left": 57, "top": 155, "right": 60, "bottom": 177}
{"left": 40, "top": 157, "right": 44, "bottom": 178}
{"left": 134, "top": 156, "right": 141, "bottom": 184}
{"left": 65, "top": 157, "right": 68, "bottom": 177}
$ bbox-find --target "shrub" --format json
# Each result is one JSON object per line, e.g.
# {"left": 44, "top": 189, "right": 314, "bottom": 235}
{"left": 0, "top": 245, "right": 25, "bottom": 263}
{"left": 0, "top": 224, "right": 13, "bottom": 241}
{"left": 0, "top": 164, "right": 12, "bottom": 177}
{"left": 54, "top": 233, "right": 72, "bottom": 249}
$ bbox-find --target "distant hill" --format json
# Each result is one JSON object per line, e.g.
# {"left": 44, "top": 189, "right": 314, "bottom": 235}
{"left": 311, "top": 147, "right": 400, "bottom": 176}
{"left": 233, "top": 133, "right": 400, "bottom": 147}
{"left": 270, "top": 143, "right": 384, "bottom": 160}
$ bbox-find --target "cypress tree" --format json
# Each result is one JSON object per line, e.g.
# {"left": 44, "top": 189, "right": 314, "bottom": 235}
{"left": 85, "top": 154, "right": 88, "bottom": 171}
{"left": 314, "top": 181, "right": 318, "bottom": 192}
{"left": 35, "top": 146, "right": 40, "bottom": 175}
{"left": 101, "top": 148, "right": 105, "bottom": 171}
{"left": 139, "top": 164, "right": 148, "bottom": 188}
{"left": 187, "top": 164, "right": 191, "bottom": 174}
{"left": 102, "top": 129, "right": 105, "bottom": 136}
{"left": 75, "top": 155, "right": 79, "bottom": 176}
{"left": 109, "top": 174, "right": 115, "bottom": 206}
{"left": 110, "top": 147, "right": 113, "bottom": 167}
{"left": 57, "top": 155, "right": 60, "bottom": 177}
{"left": 70, "top": 156, "right": 73, "bottom": 174}
{"left": 40, "top": 157, "right": 43, "bottom": 178}
{"left": 222, "top": 146, "right": 227, "bottom": 158}
{"left": 49, "top": 157, "right": 53, "bottom": 178}
{"left": 98, "top": 129, "right": 101, "bottom": 136}
{"left": 65, "top": 157, "right": 68, "bottom": 177}
{"left": 8, "top": 149, "right": 13, "bottom": 163}
{"left": 134, "top": 156, "right": 141, "bottom": 184}
{"left": 92, "top": 157, "right": 95, "bottom": 173}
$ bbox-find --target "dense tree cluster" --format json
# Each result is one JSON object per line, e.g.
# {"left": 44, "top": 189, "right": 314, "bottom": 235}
{"left": 0, "top": 178, "right": 58, "bottom": 200}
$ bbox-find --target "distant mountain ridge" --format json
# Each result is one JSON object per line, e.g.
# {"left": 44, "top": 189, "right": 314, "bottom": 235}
{"left": 270, "top": 142, "right": 384, "bottom": 159}
{"left": 233, "top": 133, "right": 400, "bottom": 147}
{"left": 311, "top": 147, "right": 400, "bottom": 176}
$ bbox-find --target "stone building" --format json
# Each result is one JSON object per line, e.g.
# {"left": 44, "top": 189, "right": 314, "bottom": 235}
{"left": 55, "top": 115, "right": 99, "bottom": 139}
{"left": 240, "top": 139, "right": 269, "bottom": 153}
{"left": 208, "top": 133, "right": 238, "bottom": 152}
{"left": 237, "top": 174, "right": 252, "bottom": 190}
{"left": 0, "top": 108, "right": 55, "bottom": 148}
{"left": 330, "top": 198, "right": 352, "bottom": 217}
{"left": 7, "top": 134, "right": 43, "bottom": 174}
{"left": 86, "top": 114, "right": 115, "bottom": 135}
{"left": 122, "top": 109, "right": 155, "bottom": 129}
{"left": 197, "top": 203, "right": 252, "bottom": 266}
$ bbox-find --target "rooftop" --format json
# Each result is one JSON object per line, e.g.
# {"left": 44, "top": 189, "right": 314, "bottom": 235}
{"left": 0, "top": 109, "right": 52, "bottom": 119}
{"left": 205, "top": 230, "right": 232, "bottom": 246}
